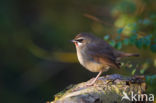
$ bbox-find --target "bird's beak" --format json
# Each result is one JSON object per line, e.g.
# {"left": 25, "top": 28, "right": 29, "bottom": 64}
{"left": 70, "top": 39, "right": 76, "bottom": 43}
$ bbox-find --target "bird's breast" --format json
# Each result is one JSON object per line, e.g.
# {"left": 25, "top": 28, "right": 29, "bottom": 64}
{"left": 76, "top": 48, "right": 109, "bottom": 72}
{"left": 76, "top": 49, "right": 85, "bottom": 65}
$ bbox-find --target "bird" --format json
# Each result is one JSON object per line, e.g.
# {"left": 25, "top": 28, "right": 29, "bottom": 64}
{"left": 71, "top": 33, "right": 139, "bottom": 86}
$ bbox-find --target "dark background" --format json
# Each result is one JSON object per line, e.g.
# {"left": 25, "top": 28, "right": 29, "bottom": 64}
{"left": 1, "top": 0, "right": 156, "bottom": 103}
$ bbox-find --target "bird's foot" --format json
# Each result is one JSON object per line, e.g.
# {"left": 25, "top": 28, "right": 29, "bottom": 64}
{"left": 86, "top": 82, "right": 95, "bottom": 86}
{"left": 106, "top": 78, "right": 119, "bottom": 84}
{"left": 86, "top": 78, "right": 97, "bottom": 86}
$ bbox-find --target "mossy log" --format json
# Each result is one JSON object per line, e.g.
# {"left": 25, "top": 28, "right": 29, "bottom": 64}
{"left": 51, "top": 74, "right": 146, "bottom": 103}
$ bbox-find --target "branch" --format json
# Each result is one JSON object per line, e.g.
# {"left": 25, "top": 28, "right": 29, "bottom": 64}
{"left": 51, "top": 74, "right": 146, "bottom": 103}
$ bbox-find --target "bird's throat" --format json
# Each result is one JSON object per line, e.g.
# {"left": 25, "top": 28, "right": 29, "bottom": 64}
{"left": 74, "top": 42, "right": 78, "bottom": 46}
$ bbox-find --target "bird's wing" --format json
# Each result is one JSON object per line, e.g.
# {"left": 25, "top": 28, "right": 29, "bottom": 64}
{"left": 86, "top": 42, "right": 120, "bottom": 69}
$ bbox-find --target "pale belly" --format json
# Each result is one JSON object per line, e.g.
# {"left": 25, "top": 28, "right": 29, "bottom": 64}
{"left": 77, "top": 50, "right": 110, "bottom": 72}
{"left": 85, "top": 62, "right": 103, "bottom": 72}
{"left": 85, "top": 61, "right": 110, "bottom": 72}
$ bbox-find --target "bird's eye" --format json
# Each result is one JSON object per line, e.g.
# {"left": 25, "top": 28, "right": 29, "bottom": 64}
{"left": 76, "top": 39, "right": 83, "bottom": 42}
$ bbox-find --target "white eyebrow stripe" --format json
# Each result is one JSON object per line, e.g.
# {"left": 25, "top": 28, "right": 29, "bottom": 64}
{"left": 77, "top": 42, "right": 82, "bottom": 46}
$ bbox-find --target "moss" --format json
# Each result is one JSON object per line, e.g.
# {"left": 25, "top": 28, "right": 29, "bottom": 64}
{"left": 51, "top": 74, "right": 146, "bottom": 103}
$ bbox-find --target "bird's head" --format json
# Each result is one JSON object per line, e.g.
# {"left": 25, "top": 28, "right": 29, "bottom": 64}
{"left": 71, "top": 33, "right": 96, "bottom": 48}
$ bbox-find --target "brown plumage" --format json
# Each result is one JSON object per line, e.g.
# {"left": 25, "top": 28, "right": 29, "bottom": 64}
{"left": 71, "top": 33, "right": 139, "bottom": 85}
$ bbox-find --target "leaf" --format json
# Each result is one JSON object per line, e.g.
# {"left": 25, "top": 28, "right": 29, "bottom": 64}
{"left": 123, "top": 38, "right": 129, "bottom": 45}
{"left": 135, "top": 38, "right": 144, "bottom": 48}
{"left": 116, "top": 41, "right": 122, "bottom": 49}
{"left": 132, "top": 69, "right": 136, "bottom": 75}
{"left": 109, "top": 40, "right": 116, "bottom": 47}
{"left": 140, "top": 69, "right": 145, "bottom": 74}
{"left": 143, "top": 19, "right": 151, "bottom": 25}
{"left": 142, "top": 34, "right": 152, "bottom": 47}
{"left": 128, "top": 64, "right": 133, "bottom": 68}
{"left": 143, "top": 36, "right": 151, "bottom": 47}
{"left": 140, "top": 62, "right": 148, "bottom": 74}
{"left": 121, "top": 62, "right": 124, "bottom": 66}
{"left": 104, "top": 35, "right": 110, "bottom": 40}
{"left": 150, "top": 14, "right": 156, "bottom": 19}
{"left": 145, "top": 75, "right": 156, "bottom": 84}
{"left": 150, "top": 44, "right": 156, "bottom": 52}
{"left": 117, "top": 28, "right": 124, "bottom": 34}
{"left": 116, "top": 1, "right": 136, "bottom": 13}
{"left": 130, "top": 34, "right": 138, "bottom": 40}
{"left": 130, "top": 34, "right": 138, "bottom": 44}
{"left": 147, "top": 34, "right": 153, "bottom": 39}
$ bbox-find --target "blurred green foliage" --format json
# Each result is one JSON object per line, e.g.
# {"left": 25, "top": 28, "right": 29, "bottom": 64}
{"left": 0, "top": 0, "right": 156, "bottom": 103}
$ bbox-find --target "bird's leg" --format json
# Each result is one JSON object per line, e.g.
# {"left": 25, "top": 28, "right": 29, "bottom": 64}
{"left": 87, "top": 70, "right": 103, "bottom": 86}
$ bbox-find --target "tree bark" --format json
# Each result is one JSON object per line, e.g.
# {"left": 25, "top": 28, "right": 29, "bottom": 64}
{"left": 51, "top": 74, "right": 146, "bottom": 103}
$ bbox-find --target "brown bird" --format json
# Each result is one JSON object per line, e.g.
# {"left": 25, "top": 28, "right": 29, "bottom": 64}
{"left": 71, "top": 33, "right": 139, "bottom": 86}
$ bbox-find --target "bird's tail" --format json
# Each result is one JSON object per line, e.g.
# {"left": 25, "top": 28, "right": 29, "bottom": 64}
{"left": 116, "top": 51, "right": 140, "bottom": 57}
{"left": 122, "top": 53, "right": 140, "bottom": 57}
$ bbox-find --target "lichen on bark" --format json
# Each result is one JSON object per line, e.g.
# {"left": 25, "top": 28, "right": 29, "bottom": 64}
{"left": 51, "top": 74, "right": 146, "bottom": 103}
